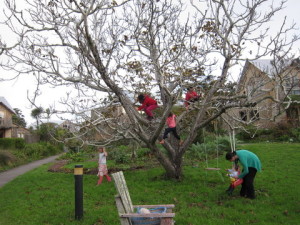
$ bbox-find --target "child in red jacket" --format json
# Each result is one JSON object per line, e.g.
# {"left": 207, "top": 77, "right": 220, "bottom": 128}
{"left": 137, "top": 94, "right": 158, "bottom": 120}
{"left": 184, "top": 87, "right": 200, "bottom": 109}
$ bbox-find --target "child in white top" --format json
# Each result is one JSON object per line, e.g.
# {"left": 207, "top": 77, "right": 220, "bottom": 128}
{"left": 226, "top": 164, "right": 243, "bottom": 195}
{"left": 97, "top": 147, "right": 111, "bottom": 185}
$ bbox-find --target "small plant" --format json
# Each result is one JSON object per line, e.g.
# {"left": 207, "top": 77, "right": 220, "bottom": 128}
{"left": 60, "top": 151, "right": 85, "bottom": 162}
{"left": 136, "top": 147, "right": 151, "bottom": 158}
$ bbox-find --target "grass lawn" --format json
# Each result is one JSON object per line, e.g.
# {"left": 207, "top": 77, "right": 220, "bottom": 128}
{"left": 0, "top": 143, "right": 299, "bottom": 224}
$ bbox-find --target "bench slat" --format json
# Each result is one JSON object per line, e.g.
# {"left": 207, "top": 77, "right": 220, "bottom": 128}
{"left": 112, "top": 171, "right": 175, "bottom": 225}
{"left": 133, "top": 205, "right": 175, "bottom": 209}
{"left": 120, "top": 213, "right": 175, "bottom": 218}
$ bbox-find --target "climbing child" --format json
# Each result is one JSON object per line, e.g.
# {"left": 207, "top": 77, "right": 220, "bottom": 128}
{"left": 97, "top": 147, "right": 111, "bottom": 185}
{"left": 136, "top": 94, "right": 158, "bottom": 120}
{"left": 160, "top": 112, "right": 183, "bottom": 145}
{"left": 184, "top": 87, "right": 200, "bottom": 110}
{"left": 225, "top": 164, "right": 243, "bottom": 195}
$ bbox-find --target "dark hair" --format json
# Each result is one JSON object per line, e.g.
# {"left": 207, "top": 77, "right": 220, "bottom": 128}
{"left": 137, "top": 94, "right": 145, "bottom": 103}
{"left": 168, "top": 112, "right": 174, "bottom": 117}
{"left": 225, "top": 151, "right": 236, "bottom": 160}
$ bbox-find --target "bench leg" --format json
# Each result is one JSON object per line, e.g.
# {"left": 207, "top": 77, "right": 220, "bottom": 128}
{"left": 161, "top": 218, "right": 173, "bottom": 225}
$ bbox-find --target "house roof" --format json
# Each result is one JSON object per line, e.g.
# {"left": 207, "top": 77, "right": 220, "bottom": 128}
{"left": 251, "top": 59, "right": 292, "bottom": 77}
{"left": 237, "top": 58, "right": 299, "bottom": 92}
{"left": 0, "top": 97, "right": 16, "bottom": 114}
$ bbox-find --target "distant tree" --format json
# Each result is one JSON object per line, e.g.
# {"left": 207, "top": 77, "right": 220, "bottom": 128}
{"left": 31, "top": 107, "right": 43, "bottom": 129}
{"left": 1, "top": 0, "right": 299, "bottom": 179}
{"left": 12, "top": 108, "right": 27, "bottom": 127}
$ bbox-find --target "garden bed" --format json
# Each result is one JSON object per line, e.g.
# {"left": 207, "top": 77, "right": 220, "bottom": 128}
{"left": 47, "top": 160, "right": 147, "bottom": 175}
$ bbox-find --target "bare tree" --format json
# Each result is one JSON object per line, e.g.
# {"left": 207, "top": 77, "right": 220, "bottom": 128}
{"left": 0, "top": 0, "right": 299, "bottom": 179}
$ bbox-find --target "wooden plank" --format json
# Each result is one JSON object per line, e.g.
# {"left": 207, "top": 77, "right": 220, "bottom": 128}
{"left": 112, "top": 171, "right": 175, "bottom": 225}
{"left": 120, "top": 213, "right": 175, "bottom": 218}
{"left": 112, "top": 171, "right": 134, "bottom": 213}
{"left": 119, "top": 172, "right": 134, "bottom": 212}
{"left": 133, "top": 204, "right": 175, "bottom": 209}
{"left": 115, "top": 195, "right": 131, "bottom": 225}
{"left": 161, "top": 217, "right": 174, "bottom": 225}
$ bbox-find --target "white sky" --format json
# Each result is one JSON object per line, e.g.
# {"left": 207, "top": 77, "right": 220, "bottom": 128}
{"left": 0, "top": 0, "right": 300, "bottom": 127}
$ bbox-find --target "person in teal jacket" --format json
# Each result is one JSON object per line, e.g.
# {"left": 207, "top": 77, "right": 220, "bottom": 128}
{"left": 225, "top": 150, "right": 262, "bottom": 199}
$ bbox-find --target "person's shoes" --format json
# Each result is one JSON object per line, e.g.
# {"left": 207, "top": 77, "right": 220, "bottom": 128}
{"left": 246, "top": 195, "right": 256, "bottom": 199}
{"left": 159, "top": 140, "right": 165, "bottom": 144}
{"left": 147, "top": 116, "right": 154, "bottom": 121}
{"left": 240, "top": 192, "right": 247, "bottom": 197}
{"left": 226, "top": 186, "right": 234, "bottom": 195}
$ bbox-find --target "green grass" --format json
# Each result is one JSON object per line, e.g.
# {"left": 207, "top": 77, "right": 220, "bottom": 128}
{"left": 0, "top": 143, "right": 299, "bottom": 224}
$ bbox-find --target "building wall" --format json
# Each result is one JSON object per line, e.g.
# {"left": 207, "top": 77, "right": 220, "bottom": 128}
{"left": 230, "top": 62, "right": 300, "bottom": 129}
{"left": 0, "top": 104, "right": 14, "bottom": 138}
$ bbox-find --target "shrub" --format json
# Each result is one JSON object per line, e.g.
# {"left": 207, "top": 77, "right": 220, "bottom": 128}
{"left": 15, "top": 138, "right": 26, "bottom": 149}
{"left": 109, "top": 145, "right": 132, "bottom": 164}
{"left": 22, "top": 142, "right": 61, "bottom": 159}
{"left": 60, "top": 152, "right": 85, "bottom": 162}
{"left": 0, "top": 151, "right": 16, "bottom": 166}
{"left": 291, "top": 128, "right": 300, "bottom": 142}
{"left": 215, "top": 136, "right": 232, "bottom": 152}
{"left": 0, "top": 138, "right": 25, "bottom": 149}
{"left": 136, "top": 148, "right": 151, "bottom": 158}
{"left": 187, "top": 143, "right": 207, "bottom": 161}
{"left": 110, "top": 150, "right": 131, "bottom": 164}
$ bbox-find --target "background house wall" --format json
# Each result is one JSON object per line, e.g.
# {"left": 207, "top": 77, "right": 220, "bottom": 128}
{"left": 226, "top": 59, "right": 300, "bottom": 129}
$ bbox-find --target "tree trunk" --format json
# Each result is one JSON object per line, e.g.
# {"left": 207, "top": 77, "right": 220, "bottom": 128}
{"left": 151, "top": 144, "right": 183, "bottom": 180}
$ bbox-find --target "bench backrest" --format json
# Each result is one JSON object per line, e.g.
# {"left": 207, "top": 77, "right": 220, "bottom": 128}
{"left": 112, "top": 171, "right": 134, "bottom": 213}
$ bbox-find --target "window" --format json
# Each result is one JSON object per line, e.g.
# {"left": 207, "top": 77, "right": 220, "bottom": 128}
{"left": 240, "top": 111, "right": 247, "bottom": 121}
{"left": 250, "top": 110, "right": 260, "bottom": 121}
{"left": 0, "top": 111, "right": 4, "bottom": 119}
{"left": 290, "top": 90, "right": 300, "bottom": 95}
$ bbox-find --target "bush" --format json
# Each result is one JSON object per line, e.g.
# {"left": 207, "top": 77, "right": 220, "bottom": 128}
{"left": 0, "top": 151, "right": 16, "bottom": 166}
{"left": 23, "top": 142, "right": 61, "bottom": 159}
{"left": 15, "top": 138, "right": 26, "bottom": 149}
{"left": 60, "top": 151, "right": 85, "bottom": 162}
{"left": 215, "top": 136, "right": 232, "bottom": 152}
{"left": 0, "top": 138, "right": 25, "bottom": 149}
{"left": 187, "top": 143, "right": 207, "bottom": 161}
{"left": 109, "top": 145, "right": 132, "bottom": 164}
{"left": 136, "top": 148, "right": 151, "bottom": 158}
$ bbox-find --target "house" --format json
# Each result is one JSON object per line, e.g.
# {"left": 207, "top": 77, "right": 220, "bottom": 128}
{"left": 231, "top": 58, "right": 300, "bottom": 128}
{"left": 0, "top": 97, "right": 33, "bottom": 140}
{"left": 0, "top": 97, "right": 16, "bottom": 138}
{"left": 59, "top": 120, "right": 78, "bottom": 133}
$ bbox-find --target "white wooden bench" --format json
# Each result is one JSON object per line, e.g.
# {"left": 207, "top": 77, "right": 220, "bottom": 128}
{"left": 112, "top": 171, "right": 175, "bottom": 225}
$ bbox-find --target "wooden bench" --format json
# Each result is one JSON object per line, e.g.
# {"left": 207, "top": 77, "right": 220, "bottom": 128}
{"left": 112, "top": 171, "right": 175, "bottom": 225}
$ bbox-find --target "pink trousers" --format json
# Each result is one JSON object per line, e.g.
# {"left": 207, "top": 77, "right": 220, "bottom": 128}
{"left": 144, "top": 104, "right": 158, "bottom": 117}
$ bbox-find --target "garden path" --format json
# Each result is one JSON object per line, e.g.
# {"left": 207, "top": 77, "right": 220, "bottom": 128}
{"left": 0, "top": 154, "right": 62, "bottom": 188}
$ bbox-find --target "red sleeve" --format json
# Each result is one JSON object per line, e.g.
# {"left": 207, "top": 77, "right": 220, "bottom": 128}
{"left": 138, "top": 102, "right": 146, "bottom": 110}
{"left": 185, "top": 93, "right": 192, "bottom": 101}
{"left": 138, "top": 96, "right": 156, "bottom": 110}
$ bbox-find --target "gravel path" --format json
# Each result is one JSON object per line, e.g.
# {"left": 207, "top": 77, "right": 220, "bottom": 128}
{"left": 0, "top": 154, "right": 61, "bottom": 188}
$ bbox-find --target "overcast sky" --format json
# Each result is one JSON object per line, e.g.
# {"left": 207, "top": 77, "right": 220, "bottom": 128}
{"left": 0, "top": 0, "right": 300, "bottom": 127}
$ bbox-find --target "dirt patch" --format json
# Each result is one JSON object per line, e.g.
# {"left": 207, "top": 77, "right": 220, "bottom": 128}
{"left": 48, "top": 160, "right": 70, "bottom": 173}
{"left": 48, "top": 160, "right": 146, "bottom": 175}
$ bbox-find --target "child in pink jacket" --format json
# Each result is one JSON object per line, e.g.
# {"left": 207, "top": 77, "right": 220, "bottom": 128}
{"left": 160, "top": 113, "right": 183, "bottom": 145}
